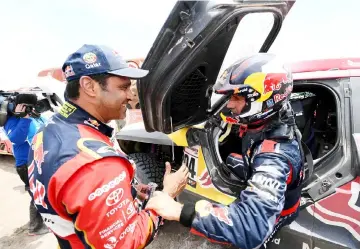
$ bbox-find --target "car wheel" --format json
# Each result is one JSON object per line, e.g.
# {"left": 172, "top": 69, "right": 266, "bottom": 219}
{"left": 128, "top": 153, "right": 165, "bottom": 187}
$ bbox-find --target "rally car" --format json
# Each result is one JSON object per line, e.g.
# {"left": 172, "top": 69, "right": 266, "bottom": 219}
{"left": 115, "top": 1, "right": 360, "bottom": 248}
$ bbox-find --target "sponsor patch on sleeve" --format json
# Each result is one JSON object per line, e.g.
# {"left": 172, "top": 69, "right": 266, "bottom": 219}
{"left": 195, "top": 200, "right": 233, "bottom": 226}
{"left": 59, "top": 102, "right": 77, "bottom": 118}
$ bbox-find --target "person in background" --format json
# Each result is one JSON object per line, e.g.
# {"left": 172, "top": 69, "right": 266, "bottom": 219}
{"left": 4, "top": 93, "right": 49, "bottom": 236}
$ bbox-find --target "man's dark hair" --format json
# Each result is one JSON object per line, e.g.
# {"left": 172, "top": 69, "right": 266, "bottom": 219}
{"left": 15, "top": 94, "right": 37, "bottom": 106}
{"left": 64, "top": 73, "right": 112, "bottom": 100}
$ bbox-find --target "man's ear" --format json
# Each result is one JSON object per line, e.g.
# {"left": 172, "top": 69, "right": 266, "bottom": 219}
{"left": 79, "top": 76, "right": 97, "bottom": 97}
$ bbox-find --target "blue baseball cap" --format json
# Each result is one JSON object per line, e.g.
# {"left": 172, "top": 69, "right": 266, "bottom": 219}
{"left": 62, "top": 44, "right": 149, "bottom": 81}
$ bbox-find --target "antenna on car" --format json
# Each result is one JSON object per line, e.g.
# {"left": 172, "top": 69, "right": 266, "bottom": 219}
{"left": 170, "top": 116, "right": 175, "bottom": 162}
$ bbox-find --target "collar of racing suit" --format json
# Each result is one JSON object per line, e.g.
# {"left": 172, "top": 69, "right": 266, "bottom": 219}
{"left": 238, "top": 103, "right": 298, "bottom": 170}
{"left": 240, "top": 102, "right": 297, "bottom": 155}
{"left": 58, "top": 100, "right": 114, "bottom": 138}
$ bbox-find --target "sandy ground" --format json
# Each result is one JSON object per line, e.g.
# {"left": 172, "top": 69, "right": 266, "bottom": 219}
{"left": 0, "top": 155, "right": 235, "bottom": 249}
{"left": 0, "top": 155, "right": 57, "bottom": 249}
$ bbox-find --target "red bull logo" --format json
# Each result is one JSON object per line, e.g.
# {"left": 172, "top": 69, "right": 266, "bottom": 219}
{"left": 32, "top": 179, "right": 48, "bottom": 209}
{"left": 307, "top": 177, "right": 360, "bottom": 241}
{"left": 263, "top": 73, "right": 287, "bottom": 94}
{"left": 226, "top": 117, "right": 238, "bottom": 124}
{"left": 64, "top": 65, "right": 75, "bottom": 77}
{"left": 273, "top": 85, "right": 293, "bottom": 103}
{"left": 195, "top": 200, "right": 233, "bottom": 226}
{"left": 89, "top": 119, "right": 99, "bottom": 126}
{"left": 198, "top": 170, "right": 213, "bottom": 188}
{"left": 211, "top": 206, "right": 233, "bottom": 226}
{"left": 84, "top": 118, "right": 100, "bottom": 129}
{"left": 31, "top": 132, "right": 48, "bottom": 175}
{"left": 220, "top": 112, "right": 238, "bottom": 124}
{"left": 28, "top": 132, "right": 48, "bottom": 209}
{"left": 88, "top": 118, "right": 100, "bottom": 127}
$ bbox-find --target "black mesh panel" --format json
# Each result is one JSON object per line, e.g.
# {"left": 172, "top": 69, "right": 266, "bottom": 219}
{"left": 170, "top": 68, "right": 207, "bottom": 124}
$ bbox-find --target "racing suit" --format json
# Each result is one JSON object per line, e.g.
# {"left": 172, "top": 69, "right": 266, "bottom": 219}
{"left": 180, "top": 118, "right": 304, "bottom": 249}
{"left": 27, "top": 101, "right": 161, "bottom": 249}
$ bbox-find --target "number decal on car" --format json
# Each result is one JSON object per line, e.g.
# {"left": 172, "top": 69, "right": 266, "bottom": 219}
{"left": 183, "top": 146, "right": 199, "bottom": 188}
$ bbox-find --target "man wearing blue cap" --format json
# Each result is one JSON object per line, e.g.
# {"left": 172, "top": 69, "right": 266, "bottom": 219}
{"left": 27, "top": 44, "right": 189, "bottom": 249}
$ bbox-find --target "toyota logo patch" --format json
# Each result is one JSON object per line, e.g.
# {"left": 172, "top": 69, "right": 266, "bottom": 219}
{"left": 106, "top": 188, "right": 124, "bottom": 206}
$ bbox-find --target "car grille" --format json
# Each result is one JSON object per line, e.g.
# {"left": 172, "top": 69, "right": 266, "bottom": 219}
{"left": 170, "top": 68, "right": 207, "bottom": 124}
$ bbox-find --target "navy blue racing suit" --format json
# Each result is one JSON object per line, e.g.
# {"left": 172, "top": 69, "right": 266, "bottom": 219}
{"left": 180, "top": 124, "right": 304, "bottom": 249}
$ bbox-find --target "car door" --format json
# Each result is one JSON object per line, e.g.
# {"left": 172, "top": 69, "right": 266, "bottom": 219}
{"left": 137, "top": 0, "right": 295, "bottom": 134}
{"left": 267, "top": 75, "right": 360, "bottom": 249}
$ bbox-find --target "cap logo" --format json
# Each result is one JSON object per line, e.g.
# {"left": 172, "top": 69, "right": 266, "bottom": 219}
{"left": 128, "top": 61, "right": 139, "bottom": 69}
{"left": 64, "top": 65, "right": 75, "bottom": 77}
{"left": 83, "top": 52, "right": 97, "bottom": 64}
{"left": 83, "top": 52, "right": 101, "bottom": 69}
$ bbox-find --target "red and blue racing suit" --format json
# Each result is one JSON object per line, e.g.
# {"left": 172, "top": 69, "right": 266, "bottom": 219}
{"left": 27, "top": 101, "right": 161, "bottom": 249}
{"left": 181, "top": 124, "right": 304, "bottom": 249}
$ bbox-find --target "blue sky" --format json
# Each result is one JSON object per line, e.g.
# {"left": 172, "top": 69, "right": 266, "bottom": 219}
{"left": 1, "top": 0, "right": 360, "bottom": 90}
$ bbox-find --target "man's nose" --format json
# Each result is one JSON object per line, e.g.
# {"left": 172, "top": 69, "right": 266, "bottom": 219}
{"left": 126, "top": 86, "right": 134, "bottom": 100}
{"left": 227, "top": 100, "right": 235, "bottom": 109}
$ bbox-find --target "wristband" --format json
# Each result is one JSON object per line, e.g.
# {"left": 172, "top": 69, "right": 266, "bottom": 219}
{"left": 179, "top": 203, "right": 196, "bottom": 227}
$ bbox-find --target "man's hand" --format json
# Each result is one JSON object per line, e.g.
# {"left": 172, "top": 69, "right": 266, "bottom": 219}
{"left": 145, "top": 191, "right": 183, "bottom": 221}
{"left": 162, "top": 162, "right": 189, "bottom": 198}
{"left": 14, "top": 104, "right": 29, "bottom": 118}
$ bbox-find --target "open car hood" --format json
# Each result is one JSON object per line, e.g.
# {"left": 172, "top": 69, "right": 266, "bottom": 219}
{"left": 138, "top": 0, "right": 295, "bottom": 134}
